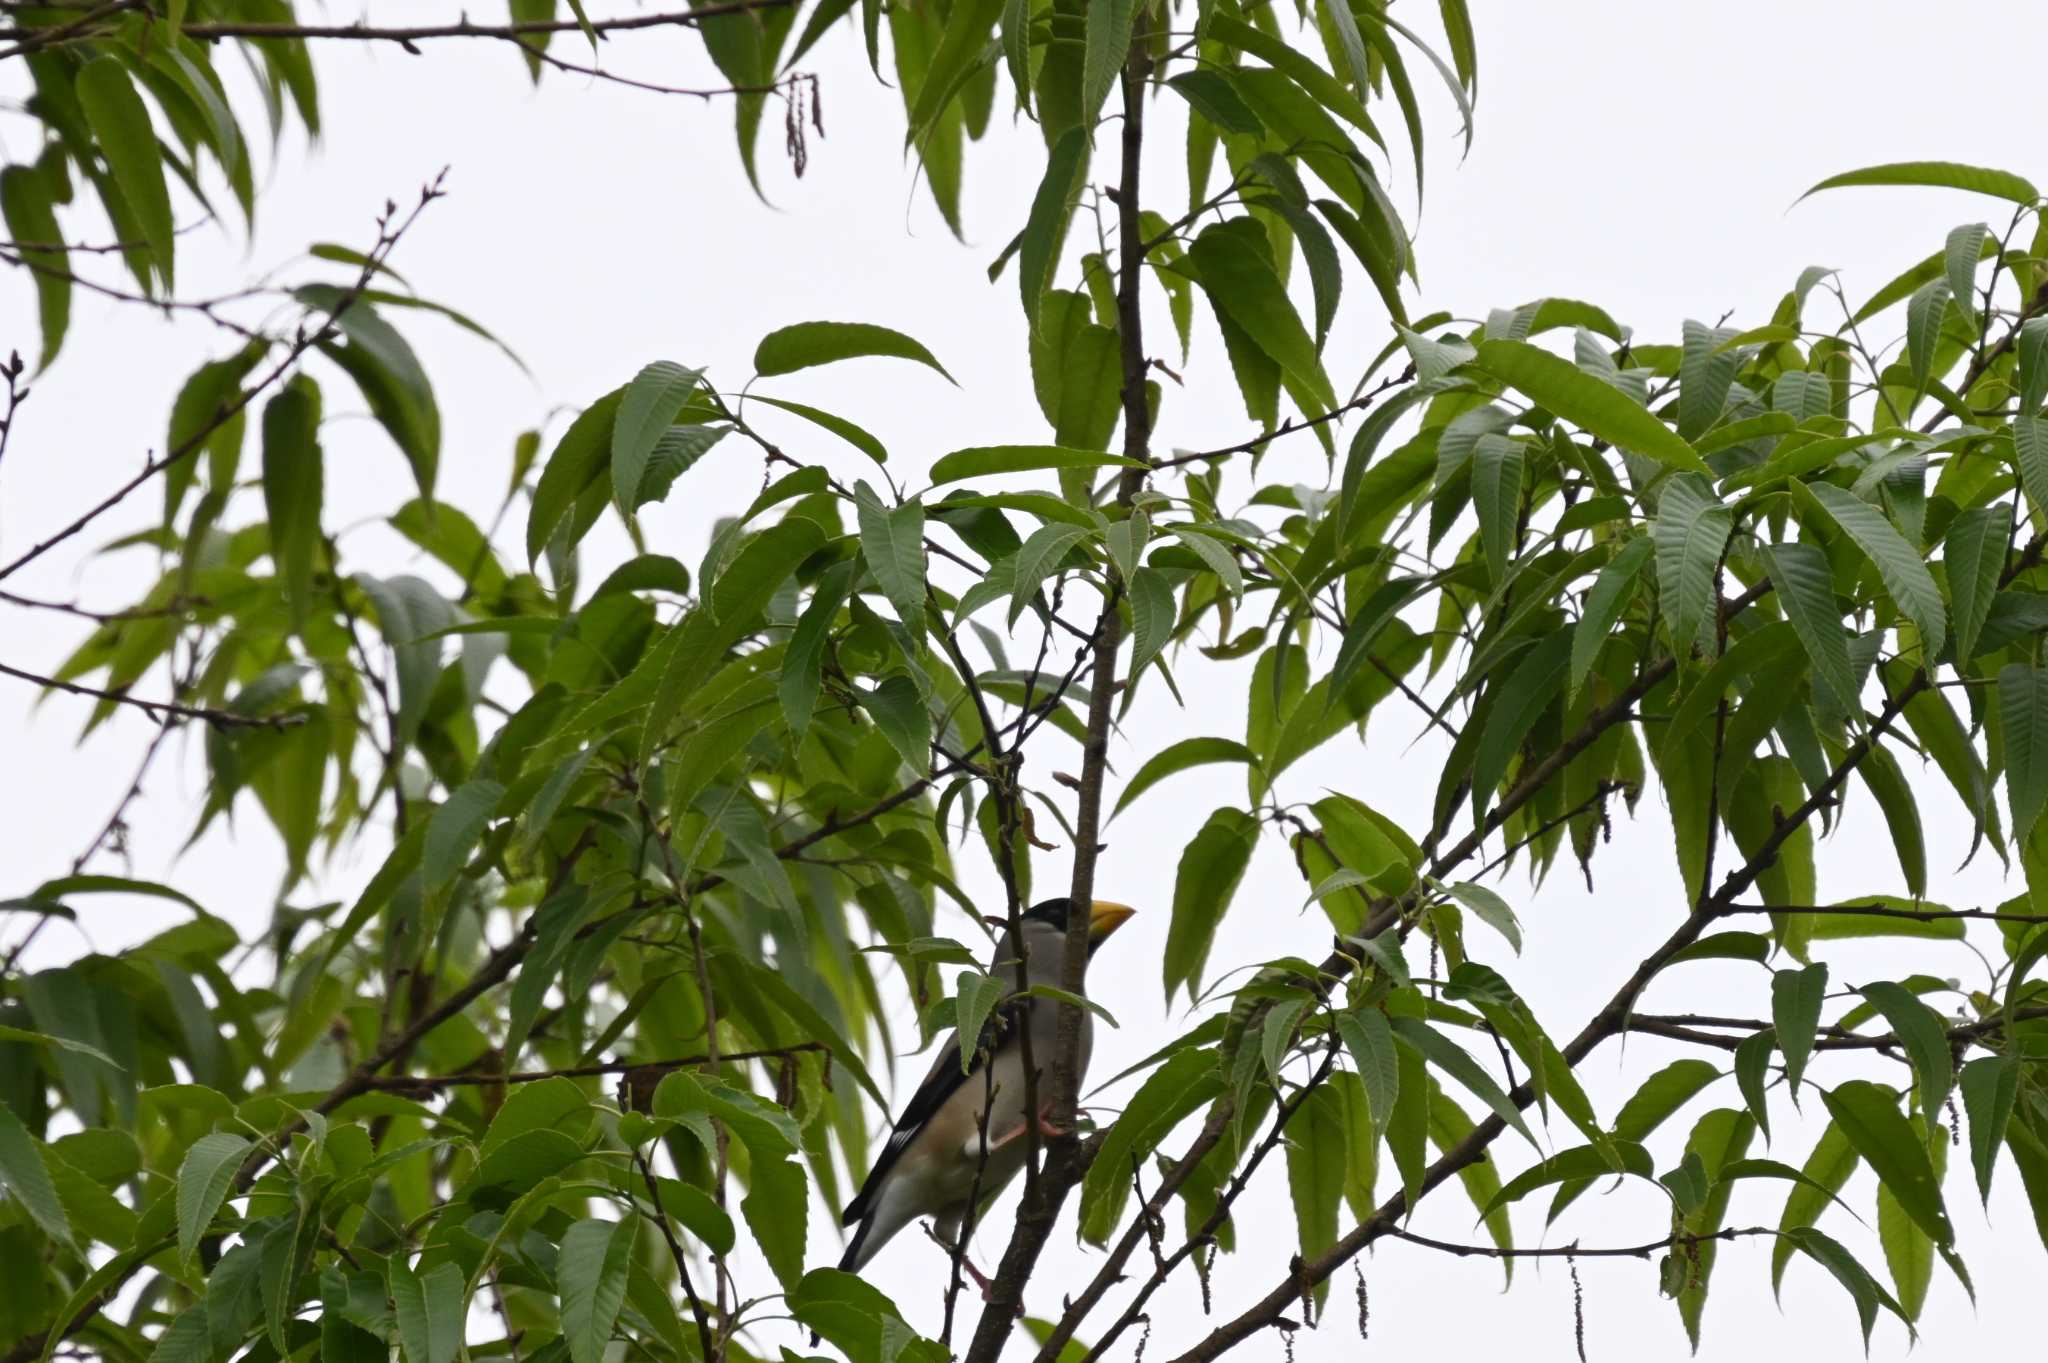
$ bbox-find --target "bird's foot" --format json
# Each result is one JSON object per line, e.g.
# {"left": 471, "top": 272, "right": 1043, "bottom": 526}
{"left": 922, "top": 1223, "right": 1003, "bottom": 1302}
{"left": 989, "top": 1101, "right": 1069, "bottom": 1150}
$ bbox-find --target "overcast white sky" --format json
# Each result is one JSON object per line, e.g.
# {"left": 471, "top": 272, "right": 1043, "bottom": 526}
{"left": 3, "top": 4, "right": 2043, "bottom": 1360}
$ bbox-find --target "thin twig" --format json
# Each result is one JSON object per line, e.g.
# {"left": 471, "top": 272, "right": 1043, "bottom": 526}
{"left": 346, "top": 1045, "right": 826, "bottom": 1092}
{"left": 0, "top": 174, "right": 447, "bottom": 584}
{"left": 0, "top": 659, "right": 302, "bottom": 729}
{"left": 0, "top": 0, "right": 796, "bottom": 57}
{"left": 1387, "top": 1225, "right": 1778, "bottom": 1260}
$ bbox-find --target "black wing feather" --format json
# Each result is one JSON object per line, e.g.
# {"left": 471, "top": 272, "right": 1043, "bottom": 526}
{"left": 840, "top": 999, "right": 1022, "bottom": 1226}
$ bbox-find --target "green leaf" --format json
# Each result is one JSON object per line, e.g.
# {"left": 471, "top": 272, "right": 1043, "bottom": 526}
{"left": 928, "top": 444, "right": 1144, "bottom": 487}
{"left": 1572, "top": 535, "right": 1651, "bottom": 697}
{"left": 1653, "top": 473, "right": 1733, "bottom": 655}
{"left": 2016, "top": 415, "right": 2048, "bottom": 520}
{"left": 1319, "top": 0, "right": 1375, "bottom": 102}
{"left": 423, "top": 778, "right": 505, "bottom": 891}
{"left": 1877, "top": 1136, "right": 1941, "bottom": 1323}
{"left": 1799, "top": 160, "right": 2039, "bottom": 206}
{"left": 1734, "top": 1030, "right": 1775, "bottom": 1141}
{"left": 0, "top": 1098, "right": 73, "bottom": 1249}
{"left": 748, "top": 393, "right": 889, "bottom": 464}
{"left": 1336, "top": 1007, "right": 1399, "bottom": 1141}
{"left": 1470, "top": 630, "right": 1570, "bottom": 816}
{"left": 1019, "top": 128, "right": 1091, "bottom": 328}
{"left": 638, "top": 517, "right": 825, "bottom": 764}
{"left": 1905, "top": 278, "right": 1951, "bottom": 396}
{"left": 1945, "top": 222, "right": 1990, "bottom": 325}
{"left": 1857, "top": 747, "right": 1926, "bottom": 899}
{"left": 559, "top": 1216, "right": 635, "bottom": 1363}
{"left": 1482, "top": 1142, "right": 1653, "bottom": 1215}
{"left": 1476, "top": 339, "right": 1709, "bottom": 474}
{"left": 77, "top": 58, "right": 175, "bottom": 288}
{"left": 1128, "top": 566, "right": 1176, "bottom": 680}
{"left": 1801, "top": 481, "right": 1946, "bottom": 653}
{"left": 1171, "top": 529, "right": 1243, "bottom": 603}
{"left": 389, "top": 1259, "right": 463, "bottom": 1363}
{"left": 1958, "top": 1055, "right": 2019, "bottom": 1207}
{"left": 1189, "top": 222, "right": 1336, "bottom": 411}
{"left": 611, "top": 361, "right": 704, "bottom": 517}
{"left": 1007, "top": 521, "right": 1093, "bottom": 627}
{"left": 2001, "top": 664, "right": 2048, "bottom": 841}
{"left": 1079, "top": 0, "right": 1134, "bottom": 123}
{"left": 298, "top": 288, "right": 440, "bottom": 497}
{"left": 320, "top": 1268, "right": 387, "bottom": 1363}
{"left": 1760, "top": 542, "right": 1857, "bottom": 711}
{"left": 0, "top": 166, "right": 69, "bottom": 368}
{"left": 1820, "top": 1081, "right": 1953, "bottom": 1246}
{"left": 527, "top": 385, "right": 624, "bottom": 563}
{"left": 1788, "top": 1227, "right": 1910, "bottom": 1351}
{"left": 951, "top": 969, "right": 1004, "bottom": 1076}
{"left": 781, "top": 562, "right": 852, "bottom": 738}
{"left": 1944, "top": 506, "right": 2004, "bottom": 665}
{"left": 855, "top": 482, "right": 927, "bottom": 632}
{"left": 1388, "top": 1016, "right": 1537, "bottom": 1150}
{"left": 1678, "top": 319, "right": 1739, "bottom": 438}
{"left": 1285, "top": 1086, "right": 1347, "bottom": 1282}
{"left": 1470, "top": 434, "right": 1523, "bottom": 581}
{"left": 1772, "top": 963, "right": 1827, "bottom": 1101}
{"left": 1113, "top": 738, "right": 1259, "bottom": 819}
{"left": 2020, "top": 315, "right": 2048, "bottom": 414}
{"left": 1856, "top": 982, "right": 1952, "bottom": 1137}
{"left": 1167, "top": 70, "right": 1263, "bottom": 136}
{"left": 1772, "top": 1120, "right": 1860, "bottom": 1293}
{"left": 1079, "top": 1048, "right": 1223, "bottom": 1246}
{"left": 1164, "top": 808, "right": 1259, "bottom": 1003}
{"left": 258, "top": 378, "right": 323, "bottom": 632}
{"left": 754, "top": 320, "right": 953, "bottom": 382}
{"left": 175, "top": 1131, "right": 248, "bottom": 1263}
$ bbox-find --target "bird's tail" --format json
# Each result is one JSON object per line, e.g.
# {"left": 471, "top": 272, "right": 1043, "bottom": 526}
{"left": 837, "top": 1217, "right": 873, "bottom": 1274}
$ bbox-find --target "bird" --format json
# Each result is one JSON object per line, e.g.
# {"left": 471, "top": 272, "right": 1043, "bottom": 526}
{"left": 836, "top": 897, "right": 1137, "bottom": 1286}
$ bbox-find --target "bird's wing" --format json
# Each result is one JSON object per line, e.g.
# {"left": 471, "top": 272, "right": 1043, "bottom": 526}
{"left": 840, "top": 1001, "right": 1019, "bottom": 1227}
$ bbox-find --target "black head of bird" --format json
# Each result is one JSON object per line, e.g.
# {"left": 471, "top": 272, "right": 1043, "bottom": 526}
{"left": 836, "top": 899, "right": 1137, "bottom": 1282}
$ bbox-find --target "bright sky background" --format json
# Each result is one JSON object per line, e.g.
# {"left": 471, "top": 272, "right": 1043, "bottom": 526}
{"left": 3, "top": 3, "right": 2043, "bottom": 1360}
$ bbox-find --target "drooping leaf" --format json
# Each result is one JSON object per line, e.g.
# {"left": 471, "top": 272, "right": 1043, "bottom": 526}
{"left": 175, "top": 1131, "right": 249, "bottom": 1264}
{"left": 928, "top": 445, "right": 1145, "bottom": 486}
{"left": 1800, "top": 481, "right": 1946, "bottom": 654}
{"left": 0, "top": 1098, "right": 73, "bottom": 1249}
{"left": 1771, "top": 963, "right": 1827, "bottom": 1102}
{"left": 0, "top": 166, "right": 69, "bottom": 368}
{"left": 1112, "top": 738, "right": 1259, "bottom": 819}
{"left": 1761, "top": 541, "right": 1857, "bottom": 709}
{"left": 389, "top": 1259, "right": 463, "bottom": 1363}
{"left": 2000, "top": 664, "right": 2048, "bottom": 842}
{"left": 1571, "top": 535, "right": 1651, "bottom": 698}
{"left": 1799, "top": 160, "right": 2039, "bottom": 206}
{"left": 1388, "top": 1016, "right": 1537, "bottom": 1150}
{"left": 559, "top": 1216, "right": 636, "bottom": 1363}
{"left": 1958, "top": 1055, "right": 2019, "bottom": 1207}
{"left": 1188, "top": 222, "right": 1336, "bottom": 412}
{"left": 611, "top": 361, "right": 705, "bottom": 517}
{"left": 1163, "top": 809, "right": 1259, "bottom": 1003}
{"left": 77, "top": 58, "right": 176, "bottom": 288}
{"left": 753, "top": 320, "right": 953, "bottom": 382}
{"left": 1476, "top": 339, "right": 1709, "bottom": 474}
{"left": 1819, "top": 1081, "right": 1953, "bottom": 1246}
{"left": 1653, "top": 473, "right": 1734, "bottom": 656}
{"left": 1853, "top": 986, "right": 1950, "bottom": 1141}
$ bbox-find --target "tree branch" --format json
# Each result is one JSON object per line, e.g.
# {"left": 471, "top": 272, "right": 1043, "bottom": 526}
{"left": 963, "top": 24, "right": 1155, "bottom": 1358}
{"left": 1163, "top": 664, "right": 1928, "bottom": 1363}
{"left": 0, "top": 175, "right": 445, "bottom": 584}
{"left": 0, "top": 1, "right": 796, "bottom": 58}
{"left": 0, "top": 658, "right": 302, "bottom": 729}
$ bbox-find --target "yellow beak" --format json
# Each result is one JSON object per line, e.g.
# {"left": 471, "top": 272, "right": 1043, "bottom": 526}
{"left": 1088, "top": 901, "right": 1137, "bottom": 942}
